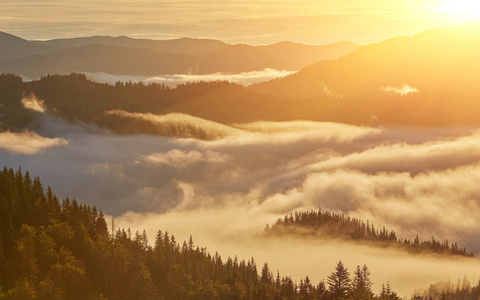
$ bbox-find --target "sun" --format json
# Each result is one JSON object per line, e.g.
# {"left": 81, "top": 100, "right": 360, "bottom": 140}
{"left": 438, "top": 0, "right": 480, "bottom": 21}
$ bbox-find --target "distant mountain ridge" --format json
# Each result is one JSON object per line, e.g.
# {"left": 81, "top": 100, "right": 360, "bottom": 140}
{"left": 247, "top": 21, "right": 480, "bottom": 126}
{"left": 250, "top": 22, "right": 480, "bottom": 99}
{"left": 0, "top": 32, "right": 361, "bottom": 77}
{"left": 33, "top": 35, "right": 229, "bottom": 56}
{"left": 0, "top": 31, "right": 57, "bottom": 61}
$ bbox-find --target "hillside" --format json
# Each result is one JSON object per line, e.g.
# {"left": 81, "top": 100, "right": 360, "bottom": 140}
{"left": 0, "top": 32, "right": 56, "bottom": 61}
{"left": 257, "top": 41, "right": 360, "bottom": 70}
{"left": 249, "top": 22, "right": 480, "bottom": 125}
{"left": 34, "top": 36, "right": 228, "bottom": 56}
{"left": 195, "top": 44, "right": 281, "bottom": 73}
{"left": 0, "top": 166, "right": 408, "bottom": 299}
{"left": 251, "top": 22, "right": 480, "bottom": 97}
{"left": 264, "top": 211, "right": 473, "bottom": 257}
{"left": 0, "top": 31, "right": 360, "bottom": 77}
{"left": 0, "top": 44, "right": 199, "bottom": 78}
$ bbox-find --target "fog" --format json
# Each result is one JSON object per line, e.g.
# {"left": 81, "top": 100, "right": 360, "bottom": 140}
{"left": 82, "top": 69, "right": 296, "bottom": 87}
{"left": 2, "top": 112, "right": 480, "bottom": 296}
{"left": 381, "top": 84, "right": 419, "bottom": 96}
{"left": 0, "top": 130, "right": 67, "bottom": 155}
{"left": 117, "top": 207, "right": 480, "bottom": 297}
{"left": 21, "top": 94, "right": 46, "bottom": 113}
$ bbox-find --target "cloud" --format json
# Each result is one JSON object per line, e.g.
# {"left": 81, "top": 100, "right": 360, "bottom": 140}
{"left": 2, "top": 0, "right": 458, "bottom": 46}
{"left": 20, "top": 94, "right": 46, "bottom": 113}
{"left": 83, "top": 69, "right": 295, "bottom": 87}
{"left": 381, "top": 84, "right": 419, "bottom": 96}
{"left": 105, "top": 110, "right": 242, "bottom": 140}
{"left": 115, "top": 197, "right": 480, "bottom": 297}
{"left": 4, "top": 114, "right": 480, "bottom": 295}
{"left": 304, "top": 131, "right": 480, "bottom": 174}
{"left": 140, "top": 149, "right": 229, "bottom": 167}
{"left": 0, "top": 130, "right": 67, "bottom": 155}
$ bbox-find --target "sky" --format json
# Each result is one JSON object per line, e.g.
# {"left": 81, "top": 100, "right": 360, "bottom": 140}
{"left": 1, "top": 0, "right": 479, "bottom": 44}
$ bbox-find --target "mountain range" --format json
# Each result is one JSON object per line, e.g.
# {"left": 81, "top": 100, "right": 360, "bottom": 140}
{"left": 0, "top": 32, "right": 360, "bottom": 77}
{"left": 2, "top": 22, "right": 480, "bottom": 127}
{"left": 250, "top": 21, "right": 480, "bottom": 125}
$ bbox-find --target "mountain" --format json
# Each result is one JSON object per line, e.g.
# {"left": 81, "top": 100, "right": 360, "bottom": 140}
{"left": 0, "top": 44, "right": 199, "bottom": 78}
{"left": 251, "top": 22, "right": 480, "bottom": 98}
{"left": 195, "top": 42, "right": 361, "bottom": 73}
{"left": 257, "top": 41, "right": 361, "bottom": 70}
{"left": 0, "top": 31, "right": 56, "bottom": 61}
{"left": 195, "top": 44, "right": 282, "bottom": 73}
{"left": 249, "top": 22, "right": 480, "bottom": 125}
{"left": 34, "top": 36, "right": 228, "bottom": 56}
{"left": 0, "top": 32, "right": 360, "bottom": 77}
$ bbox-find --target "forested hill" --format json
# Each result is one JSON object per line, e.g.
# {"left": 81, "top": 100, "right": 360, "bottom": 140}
{"left": 0, "top": 73, "right": 288, "bottom": 137}
{"left": 1, "top": 166, "right": 410, "bottom": 299}
{"left": 5, "top": 73, "right": 480, "bottom": 137}
{"left": 264, "top": 210, "right": 474, "bottom": 258}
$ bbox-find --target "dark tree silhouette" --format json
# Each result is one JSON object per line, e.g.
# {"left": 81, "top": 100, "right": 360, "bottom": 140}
{"left": 327, "top": 261, "right": 350, "bottom": 299}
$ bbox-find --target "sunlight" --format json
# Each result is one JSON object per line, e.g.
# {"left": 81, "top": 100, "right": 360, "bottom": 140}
{"left": 438, "top": 0, "right": 480, "bottom": 21}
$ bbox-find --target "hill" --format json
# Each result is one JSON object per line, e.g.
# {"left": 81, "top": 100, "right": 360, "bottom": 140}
{"left": 0, "top": 44, "right": 199, "bottom": 78}
{"left": 196, "top": 44, "right": 282, "bottom": 73}
{"left": 0, "top": 31, "right": 56, "bottom": 61}
{"left": 34, "top": 36, "right": 228, "bottom": 56}
{"left": 264, "top": 210, "right": 473, "bottom": 257}
{"left": 249, "top": 22, "right": 480, "bottom": 125}
{"left": 0, "top": 31, "right": 360, "bottom": 77}
{"left": 257, "top": 41, "right": 360, "bottom": 70}
{"left": 0, "top": 166, "right": 407, "bottom": 299}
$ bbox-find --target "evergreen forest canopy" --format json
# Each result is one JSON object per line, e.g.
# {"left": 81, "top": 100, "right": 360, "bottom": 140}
{"left": 2, "top": 166, "right": 479, "bottom": 299}
{"left": 0, "top": 165, "right": 413, "bottom": 299}
{"left": 264, "top": 211, "right": 473, "bottom": 257}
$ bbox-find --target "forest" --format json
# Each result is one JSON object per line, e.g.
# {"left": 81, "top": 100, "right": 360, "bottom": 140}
{"left": 0, "top": 73, "right": 287, "bottom": 138}
{"left": 0, "top": 73, "right": 404, "bottom": 137}
{"left": 1, "top": 165, "right": 458, "bottom": 300}
{"left": 264, "top": 211, "right": 473, "bottom": 257}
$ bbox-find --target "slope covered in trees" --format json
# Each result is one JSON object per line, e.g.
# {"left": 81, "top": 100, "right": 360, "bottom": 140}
{"left": 264, "top": 210, "right": 473, "bottom": 257}
{"left": 0, "top": 166, "right": 406, "bottom": 299}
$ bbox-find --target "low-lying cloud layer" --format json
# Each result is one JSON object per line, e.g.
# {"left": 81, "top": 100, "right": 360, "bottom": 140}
{"left": 0, "top": 130, "right": 67, "bottom": 155}
{"left": 2, "top": 113, "right": 480, "bottom": 295}
{"left": 83, "top": 69, "right": 296, "bottom": 87}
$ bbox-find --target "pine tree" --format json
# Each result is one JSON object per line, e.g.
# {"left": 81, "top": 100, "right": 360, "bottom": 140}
{"left": 327, "top": 260, "right": 351, "bottom": 299}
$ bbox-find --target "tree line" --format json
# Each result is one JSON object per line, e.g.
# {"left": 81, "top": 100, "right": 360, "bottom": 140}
{"left": 0, "top": 73, "right": 269, "bottom": 136}
{"left": 264, "top": 210, "right": 473, "bottom": 257}
{"left": 0, "top": 166, "right": 409, "bottom": 299}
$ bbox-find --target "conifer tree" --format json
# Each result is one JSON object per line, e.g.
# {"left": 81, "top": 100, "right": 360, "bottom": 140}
{"left": 327, "top": 260, "right": 351, "bottom": 299}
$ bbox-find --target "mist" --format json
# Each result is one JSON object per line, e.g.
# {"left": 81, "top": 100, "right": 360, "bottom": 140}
{"left": 116, "top": 206, "right": 480, "bottom": 297}
{"left": 2, "top": 112, "right": 480, "bottom": 296}
{"left": 81, "top": 69, "right": 296, "bottom": 87}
